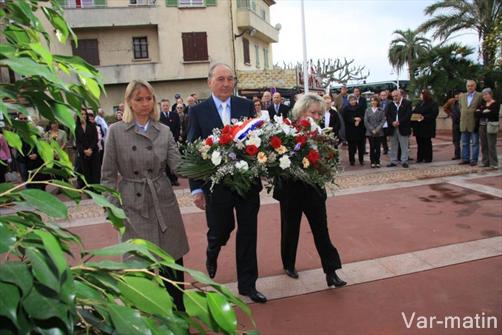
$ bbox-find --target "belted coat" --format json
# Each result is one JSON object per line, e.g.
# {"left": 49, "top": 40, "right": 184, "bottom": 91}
{"left": 101, "top": 120, "right": 189, "bottom": 260}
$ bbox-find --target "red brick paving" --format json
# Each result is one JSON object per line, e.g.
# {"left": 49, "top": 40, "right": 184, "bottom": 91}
{"left": 238, "top": 256, "right": 502, "bottom": 335}
{"left": 183, "top": 183, "right": 502, "bottom": 284}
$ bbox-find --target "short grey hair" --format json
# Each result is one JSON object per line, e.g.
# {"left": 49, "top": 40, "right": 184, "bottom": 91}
{"left": 208, "top": 63, "right": 233, "bottom": 79}
{"left": 291, "top": 93, "right": 325, "bottom": 121}
{"left": 466, "top": 79, "right": 477, "bottom": 87}
{"left": 481, "top": 87, "right": 493, "bottom": 96}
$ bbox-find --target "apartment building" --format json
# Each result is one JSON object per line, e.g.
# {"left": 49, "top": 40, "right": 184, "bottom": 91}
{"left": 46, "top": 0, "right": 280, "bottom": 114}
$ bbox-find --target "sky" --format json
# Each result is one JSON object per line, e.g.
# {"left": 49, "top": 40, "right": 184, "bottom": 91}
{"left": 269, "top": 0, "right": 480, "bottom": 84}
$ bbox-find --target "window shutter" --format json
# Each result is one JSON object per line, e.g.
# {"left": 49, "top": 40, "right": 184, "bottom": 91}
{"left": 166, "top": 0, "right": 178, "bottom": 6}
{"left": 196, "top": 32, "right": 208, "bottom": 61}
{"left": 205, "top": 0, "right": 217, "bottom": 6}
{"left": 182, "top": 32, "right": 208, "bottom": 61}
{"left": 72, "top": 39, "right": 100, "bottom": 65}
{"left": 94, "top": 0, "right": 107, "bottom": 6}
{"left": 243, "top": 38, "right": 250, "bottom": 64}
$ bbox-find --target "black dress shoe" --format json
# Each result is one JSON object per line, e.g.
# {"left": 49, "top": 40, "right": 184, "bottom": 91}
{"left": 240, "top": 289, "right": 267, "bottom": 303}
{"left": 206, "top": 248, "right": 219, "bottom": 279}
{"left": 387, "top": 163, "right": 397, "bottom": 167}
{"left": 326, "top": 272, "right": 347, "bottom": 288}
{"left": 172, "top": 180, "right": 180, "bottom": 186}
{"left": 206, "top": 259, "right": 217, "bottom": 279}
{"left": 459, "top": 161, "right": 470, "bottom": 165}
{"left": 284, "top": 268, "right": 299, "bottom": 279}
{"left": 469, "top": 161, "right": 477, "bottom": 167}
{"left": 402, "top": 162, "right": 409, "bottom": 168}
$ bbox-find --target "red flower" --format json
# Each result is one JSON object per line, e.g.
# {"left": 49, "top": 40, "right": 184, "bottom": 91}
{"left": 270, "top": 136, "right": 282, "bottom": 149}
{"left": 295, "top": 135, "right": 307, "bottom": 146}
{"left": 307, "top": 149, "right": 320, "bottom": 165}
{"left": 219, "top": 133, "right": 233, "bottom": 145}
{"left": 283, "top": 118, "right": 292, "bottom": 125}
{"left": 205, "top": 137, "right": 214, "bottom": 146}
{"left": 246, "top": 145, "right": 259, "bottom": 156}
{"left": 222, "top": 125, "right": 232, "bottom": 135}
{"left": 300, "top": 119, "right": 311, "bottom": 128}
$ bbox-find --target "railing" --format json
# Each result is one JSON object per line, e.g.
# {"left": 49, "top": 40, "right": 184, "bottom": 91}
{"left": 61, "top": 0, "right": 156, "bottom": 8}
{"left": 236, "top": 0, "right": 269, "bottom": 23}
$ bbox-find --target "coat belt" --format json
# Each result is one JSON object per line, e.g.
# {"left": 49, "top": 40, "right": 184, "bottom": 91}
{"left": 121, "top": 175, "right": 168, "bottom": 233}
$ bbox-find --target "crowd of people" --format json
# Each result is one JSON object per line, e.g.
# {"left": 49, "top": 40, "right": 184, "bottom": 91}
{"left": 0, "top": 62, "right": 499, "bottom": 311}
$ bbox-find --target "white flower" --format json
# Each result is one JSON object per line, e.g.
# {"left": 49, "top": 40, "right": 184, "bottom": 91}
{"left": 211, "top": 151, "right": 222, "bottom": 166}
{"left": 246, "top": 135, "right": 261, "bottom": 148}
{"left": 199, "top": 145, "right": 211, "bottom": 160}
{"left": 279, "top": 155, "right": 291, "bottom": 170}
{"left": 235, "top": 160, "right": 249, "bottom": 171}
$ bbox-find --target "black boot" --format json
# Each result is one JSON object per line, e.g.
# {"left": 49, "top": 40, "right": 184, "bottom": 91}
{"left": 326, "top": 271, "right": 347, "bottom": 288}
{"left": 206, "top": 247, "right": 220, "bottom": 278}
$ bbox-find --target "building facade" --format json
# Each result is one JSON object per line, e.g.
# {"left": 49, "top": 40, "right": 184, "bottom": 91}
{"left": 45, "top": 0, "right": 279, "bottom": 114}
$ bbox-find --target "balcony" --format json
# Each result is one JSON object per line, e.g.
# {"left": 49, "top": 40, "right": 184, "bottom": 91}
{"left": 62, "top": 1, "right": 159, "bottom": 28}
{"left": 96, "top": 62, "right": 161, "bottom": 85}
{"left": 236, "top": 8, "right": 279, "bottom": 43}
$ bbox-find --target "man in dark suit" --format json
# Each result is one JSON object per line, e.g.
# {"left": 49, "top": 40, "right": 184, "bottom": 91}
{"left": 268, "top": 92, "right": 290, "bottom": 120}
{"left": 187, "top": 63, "right": 267, "bottom": 303}
{"left": 160, "top": 99, "right": 181, "bottom": 186}
{"left": 353, "top": 87, "right": 367, "bottom": 110}
{"left": 385, "top": 89, "right": 413, "bottom": 168}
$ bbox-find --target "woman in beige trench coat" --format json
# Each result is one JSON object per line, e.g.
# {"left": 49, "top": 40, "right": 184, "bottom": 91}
{"left": 101, "top": 79, "right": 189, "bottom": 311}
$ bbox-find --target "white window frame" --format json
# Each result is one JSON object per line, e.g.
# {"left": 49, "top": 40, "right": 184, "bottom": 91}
{"left": 178, "top": 0, "right": 205, "bottom": 7}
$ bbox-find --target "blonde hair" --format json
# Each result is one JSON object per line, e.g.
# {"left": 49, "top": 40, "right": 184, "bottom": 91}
{"left": 122, "top": 80, "right": 160, "bottom": 123}
{"left": 291, "top": 93, "right": 325, "bottom": 121}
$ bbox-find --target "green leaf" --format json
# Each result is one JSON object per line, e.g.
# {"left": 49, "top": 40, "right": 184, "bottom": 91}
{"left": 107, "top": 304, "right": 152, "bottom": 335}
{"left": 53, "top": 103, "right": 76, "bottom": 137}
{"left": 34, "top": 230, "right": 67, "bottom": 276}
{"left": 130, "top": 239, "right": 174, "bottom": 263}
{"left": 85, "top": 190, "right": 126, "bottom": 219}
{"left": 19, "top": 188, "right": 67, "bottom": 219}
{"left": 51, "top": 180, "right": 81, "bottom": 203}
{"left": 3, "top": 130, "right": 22, "bottom": 154}
{"left": 42, "top": 7, "right": 69, "bottom": 44}
{"left": 0, "top": 262, "right": 33, "bottom": 295}
{"left": 79, "top": 75, "right": 101, "bottom": 100}
{"left": 29, "top": 42, "right": 53, "bottom": 65}
{"left": 22, "top": 287, "right": 68, "bottom": 323}
{"left": 184, "top": 290, "right": 217, "bottom": 332}
{"left": 144, "top": 318, "right": 176, "bottom": 335}
{"left": 86, "top": 259, "right": 149, "bottom": 270}
{"left": 25, "top": 247, "right": 60, "bottom": 293}
{"left": 0, "top": 58, "right": 63, "bottom": 88}
{"left": 86, "top": 241, "right": 156, "bottom": 262}
{"left": 118, "top": 275, "right": 173, "bottom": 316}
{"left": 36, "top": 140, "right": 54, "bottom": 168}
{"left": 0, "top": 223, "right": 15, "bottom": 253}
{"left": 74, "top": 280, "right": 103, "bottom": 302}
{"left": 106, "top": 207, "right": 125, "bottom": 235}
{"left": 206, "top": 292, "right": 237, "bottom": 335}
{"left": 0, "top": 282, "right": 20, "bottom": 327}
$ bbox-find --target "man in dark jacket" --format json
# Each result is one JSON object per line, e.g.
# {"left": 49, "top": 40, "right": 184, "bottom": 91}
{"left": 268, "top": 92, "right": 290, "bottom": 120}
{"left": 160, "top": 98, "right": 180, "bottom": 186}
{"left": 385, "top": 90, "right": 413, "bottom": 168}
{"left": 187, "top": 63, "right": 267, "bottom": 304}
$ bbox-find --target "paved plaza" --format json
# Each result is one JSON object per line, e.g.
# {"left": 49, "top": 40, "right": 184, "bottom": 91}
{"left": 14, "top": 134, "right": 501, "bottom": 335}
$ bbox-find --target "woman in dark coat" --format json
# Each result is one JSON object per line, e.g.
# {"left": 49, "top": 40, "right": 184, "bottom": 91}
{"left": 322, "top": 94, "right": 341, "bottom": 141}
{"left": 75, "top": 109, "right": 100, "bottom": 186}
{"left": 342, "top": 95, "right": 366, "bottom": 165}
{"left": 273, "top": 93, "right": 346, "bottom": 288}
{"left": 475, "top": 88, "right": 500, "bottom": 168}
{"left": 412, "top": 89, "right": 439, "bottom": 163}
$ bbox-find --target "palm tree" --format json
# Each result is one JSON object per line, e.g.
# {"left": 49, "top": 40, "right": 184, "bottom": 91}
{"left": 418, "top": 0, "right": 502, "bottom": 70}
{"left": 388, "top": 29, "right": 431, "bottom": 81}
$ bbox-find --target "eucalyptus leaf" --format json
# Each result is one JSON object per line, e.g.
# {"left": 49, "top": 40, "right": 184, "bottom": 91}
{"left": 118, "top": 275, "right": 173, "bottom": 316}
{"left": 0, "top": 223, "right": 16, "bottom": 253}
{"left": 34, "top": 230, "right": 67, "bottom": 276}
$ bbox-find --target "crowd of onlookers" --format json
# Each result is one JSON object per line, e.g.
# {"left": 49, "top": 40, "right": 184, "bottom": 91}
{"left": 0, "top": 79, "right": 499, "bottom": 189}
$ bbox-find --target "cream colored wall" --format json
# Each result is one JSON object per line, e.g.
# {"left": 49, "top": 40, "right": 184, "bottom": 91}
{"left": 234, "top": 34, "right": 273, "bottom": 71}
{"left": 74, "top": 26, "right": 160, "bottom": 65}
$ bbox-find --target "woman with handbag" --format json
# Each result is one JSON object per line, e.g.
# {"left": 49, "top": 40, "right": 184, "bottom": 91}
{"left": 476, "top": 88, "right": 500, "bottom": 169}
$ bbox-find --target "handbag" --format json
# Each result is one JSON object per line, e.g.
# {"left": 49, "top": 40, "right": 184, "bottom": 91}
{"left": 487, "top": 121, "right": 499, "bottom": 134}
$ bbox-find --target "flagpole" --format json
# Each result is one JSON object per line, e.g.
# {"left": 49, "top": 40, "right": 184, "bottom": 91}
{"left": 300, "top": 0, "right": 309, "bottom": 93}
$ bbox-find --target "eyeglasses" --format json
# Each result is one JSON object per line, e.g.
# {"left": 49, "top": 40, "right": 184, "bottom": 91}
{"left": 176, "top": 107, "right": 183, "bottom": 110}
{"left": 18, "top": 118, "right": 28, "bottom": 121}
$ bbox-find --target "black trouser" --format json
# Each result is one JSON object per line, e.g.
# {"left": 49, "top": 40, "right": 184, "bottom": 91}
{"left": 452, "top": 122, "right": 461, "bottom": 158}
{"left": 368, "top": 136, "right": 382, "bottom": 164}
{"left": 416, "top": 136, "right": 433, "bottom": 162}
{"left": 279, "top": 187, "right": 341, "bottom": 275}
{"left": 205, "top": 190, "right": 260, "bottom": 294}
{"left": 382, "top": 128, "right": 390, "bottom": 153}
{"left": 78, "top": 153, "right": 101, "bottom": 187}
{"left": 0, "top": 161, "right": 7, "bottom": 183}
{"left": 160, "top": 258, "right": 185, "bottom": 312}
{"left": 348, "top": 138, "right": 365, "bottom": 164}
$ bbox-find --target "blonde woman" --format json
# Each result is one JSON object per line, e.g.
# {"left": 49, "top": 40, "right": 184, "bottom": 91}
{"left": 101, "top": 80, "right": 189, "bottom": 310}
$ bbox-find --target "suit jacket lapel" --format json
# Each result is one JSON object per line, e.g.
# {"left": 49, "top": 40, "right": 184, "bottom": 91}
{"left": 208, "top": 97, "right": 224, "bottom": 129}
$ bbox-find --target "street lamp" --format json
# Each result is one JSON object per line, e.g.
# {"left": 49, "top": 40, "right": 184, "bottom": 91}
{"left": 390, "top": 70, "right": 400, "bottom": 89}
